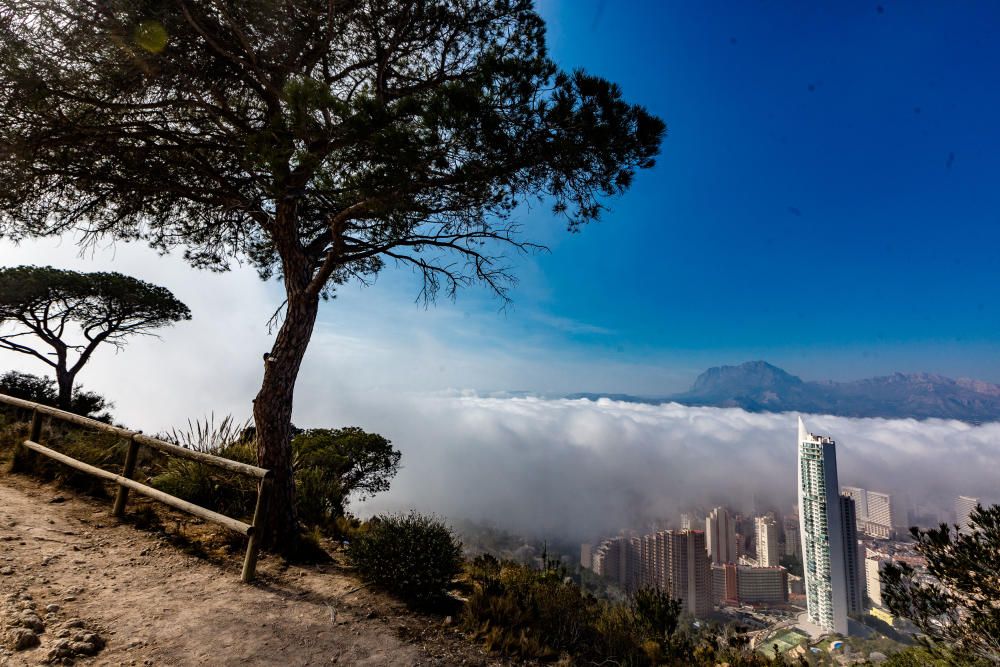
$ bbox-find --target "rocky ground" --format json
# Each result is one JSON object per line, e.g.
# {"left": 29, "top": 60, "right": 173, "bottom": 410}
{"left": 0, "top": 473, "right": 516, "bottom": 666}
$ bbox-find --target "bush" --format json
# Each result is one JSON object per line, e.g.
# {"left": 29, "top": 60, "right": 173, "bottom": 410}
{"left": 462, "top": 554, "right": 600, "bottom": 660}
{"left": 149, "top": 418, "right": 402, "bottom": 531}
{"left": 347, "top": 512, "right": 463, "bottom": 603}
{"left": 0, "top": 370, "right": 113, "bottom": 422}
{"left": 150, "top": 415, "right": 259, "bottom": 519}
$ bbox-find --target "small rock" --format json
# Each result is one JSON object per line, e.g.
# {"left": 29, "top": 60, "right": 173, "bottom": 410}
{"left": 442, "top": 615, "right": 452, "bottom": 626}
{"left": 17, "top": 612, "right": 45, "bottom": 632}
{"left": 84, "top": 632, "right": 104, "bottom": 648}
{"left": 49, "top": 495, "right": 66, "bottom": 504}
{"left": 0, "top": 566, "right": 13, "bottom": 575}
{"left": 62, "top": 618, "right": 85, "bottom": 629}
{"left": 46, "top": 603, "right": 60, "bottom": 613}
{"left": 69, "top": 640, "right": 98, "bottom": 655}
{"left": 63, "top": 595, "right": 76, "bottom": 602}
{"left": 56, "top": 629, "right": 70, "bottom": 638}
{"left": 7, "top": 628, "right": 40, "bottom": 651}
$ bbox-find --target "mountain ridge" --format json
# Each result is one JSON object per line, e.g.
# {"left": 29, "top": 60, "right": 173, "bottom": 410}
{"left": 566, "top": 361, "right": 1000, "bottom": 423}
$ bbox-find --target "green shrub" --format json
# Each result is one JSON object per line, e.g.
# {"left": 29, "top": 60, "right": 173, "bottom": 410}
{"left": 150, "top": 415, "right": 259, "bottom": 519}
{"left": 149, "top": 418, "right": 402, "bottom": 531}
{"left": 347, "top": 512, "right": 463, "bottom": 602}
{"left": 291, "top": 427, "right": 401, "bottom": 528}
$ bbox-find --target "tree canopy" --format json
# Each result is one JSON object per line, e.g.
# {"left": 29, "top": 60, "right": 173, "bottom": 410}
{"left": 0, "top": 0, "right": 664, "bottom": 547}
{"left": 0, "top": 266, "right": 190, "bottom": 408}
{"left": 0, "top": 0, "right": 663, "bottom": 294}
{"left": 882, "top": 504, "right": 1000, "bottom": 664}
{"left": 292, "top": 427, "right": 402, "bottom": 524}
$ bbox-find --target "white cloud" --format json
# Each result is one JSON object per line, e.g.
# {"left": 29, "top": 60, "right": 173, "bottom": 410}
{"left": 2, "top": 238, "right": 995, "bottom": 546}
{"left": 353, "top": 396, "right": 1000, "bottom": 543}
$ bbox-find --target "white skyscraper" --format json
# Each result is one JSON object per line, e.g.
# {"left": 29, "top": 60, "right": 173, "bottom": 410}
{"left": 706, "top": 507, "right": 738, "bottom": 565}
{"left": 755, "top": 516, "right": 779, "bottom": 567}
{"left": 798, "top": 417, "right": 849, "bottom": 635}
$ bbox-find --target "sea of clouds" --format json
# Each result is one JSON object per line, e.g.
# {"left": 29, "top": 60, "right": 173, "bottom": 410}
{"left": 348, "top": 395, "right": 1000, "bottom": 543}
{"left": 2, "top": 238, "right": 997, "bottom": 546}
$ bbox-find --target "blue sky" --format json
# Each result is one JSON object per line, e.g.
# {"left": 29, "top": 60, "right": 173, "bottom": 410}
{"left": 516, "top": 0, "right": 1000, "bottom": 384}
{"left": 5, "top": 1, "right": 1000, "bottom": 401}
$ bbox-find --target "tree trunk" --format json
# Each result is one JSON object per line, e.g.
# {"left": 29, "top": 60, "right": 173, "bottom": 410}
{"left": 252, "top": 289, "right": 321, "bottom": 551}
{"left": 54, "top": 364, "right": 73, "bottom": 412}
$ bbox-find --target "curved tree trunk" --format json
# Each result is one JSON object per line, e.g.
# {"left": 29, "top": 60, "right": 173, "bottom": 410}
{"left": 252, "top": 288, "right": 321, "bottom": 551}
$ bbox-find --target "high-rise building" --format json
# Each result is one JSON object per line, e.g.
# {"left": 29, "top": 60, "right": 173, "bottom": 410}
{"left": 956, "top": 495, "right": 980, "bottom": 533}
{"left": 840, "top": 486, "right": 899, "bottom": 539}
{"left": 865, "top": 551, "right": 887, "bottom": 608}
{"left": 639, "top": 531, "right": 669, "bottom": 591}
{"left": 712, "top": 563, "right": 788, "bottom": 605}
{"left": 663, "top": 530, "right": 712, "bottom": 617}
{"left": 734, "top": 513, "right": 757, "bottom": 558}
{"left": 681, "top": 512, "right": 705, "bottom": 530}
{"left": 598, "top": 529, "right": 711, "bottom": 617}
{"left": 592, "top": 536, "right": 640, "bottom": 589}
{"left": 798, "top": 417, "right": 849, "bottom": 635}
{"left": 841, "top": 486, "right": 869, "bottom": 522}
{"left": 580, "top": 543, "right": 593, "bottom": 571}
{"left": 755, "top": 516, "right": 779, "bottom": 567}
{"left": 783, "top": 514, "right": 801, "bottom": 559}
{"left": 840, "top": 495, "right": 866, "bottom": 616}
{"left": 866, "top": 491, "right": 894, "bottom": 538}
{"left": 706, "top": 507, "right": 738, "bottom": 565}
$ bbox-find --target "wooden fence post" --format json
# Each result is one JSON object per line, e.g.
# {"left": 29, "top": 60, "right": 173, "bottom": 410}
{"left": 241, "top": 476, "right": 273, "bottom": 583}
{"left": 112, "top": 435, "right": 140, "bottom": 517}
{"left": 14, "top": 408, "right": 44, "bottom": 470}
{"left": 29, "top": 408, "right": 42, "bottom": 443}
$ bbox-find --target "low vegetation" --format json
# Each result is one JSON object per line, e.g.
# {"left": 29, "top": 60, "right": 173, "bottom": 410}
{"left": 347, "top": 512, "right": 463, "bottom": 604}
{"left": 461, "top": 555, "right": 775, "bottom": 666}
{"left": 149, "top": 415, "right": 260, "bottom": 520}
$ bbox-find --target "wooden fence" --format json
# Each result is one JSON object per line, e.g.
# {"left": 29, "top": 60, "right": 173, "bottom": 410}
{"left": 0, "top": 393, "right": 272, "bottom": 583}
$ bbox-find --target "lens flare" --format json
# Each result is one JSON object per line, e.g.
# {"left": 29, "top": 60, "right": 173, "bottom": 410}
{"left": 134, "top": 21, "right": 168, "bottom": 54}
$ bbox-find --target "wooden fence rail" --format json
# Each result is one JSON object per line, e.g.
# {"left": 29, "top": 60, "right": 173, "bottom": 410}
{"left": 0, "top": 393, "right": 272, "bottom": 583}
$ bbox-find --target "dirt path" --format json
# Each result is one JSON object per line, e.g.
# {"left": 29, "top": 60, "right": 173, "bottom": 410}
{"left": 0, "top": 474, "right": 502, "bottom": 666}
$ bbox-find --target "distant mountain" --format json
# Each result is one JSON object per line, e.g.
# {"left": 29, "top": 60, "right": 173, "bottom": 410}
{"left": 569, "top": 361, "right": 1000, "bottom": 423}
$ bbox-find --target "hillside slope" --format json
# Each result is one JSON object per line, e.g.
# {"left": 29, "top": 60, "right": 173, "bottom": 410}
{"left": 675, "top": 361, "right": 1000, "bottom": 421}
{"left": 570, "top": 361, "right": 1000, "bottom": 422}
